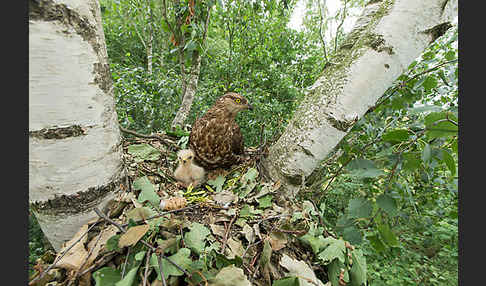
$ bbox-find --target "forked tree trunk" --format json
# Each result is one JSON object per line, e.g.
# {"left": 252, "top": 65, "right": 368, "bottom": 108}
{"left": 29, "top": 0, "right": 125, "bottom": 251}
{"left": 263, "top": 0, "right": 457, "bottom": 199}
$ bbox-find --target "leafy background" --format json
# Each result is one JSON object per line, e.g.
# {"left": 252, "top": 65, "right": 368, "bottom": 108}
{"left": 29, "top": 0, "right": 458, "bottom": 285}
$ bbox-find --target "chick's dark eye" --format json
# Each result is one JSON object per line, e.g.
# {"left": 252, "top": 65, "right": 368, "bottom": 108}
{"left": 188, "top": 156, "right": 193, "bottom": 159}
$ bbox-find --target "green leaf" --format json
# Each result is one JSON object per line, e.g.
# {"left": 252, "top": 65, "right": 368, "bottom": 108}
{"left": 328, "top": 258, "right": 348, "bottom": 286}
{"left": 382, "top": 129, "right": 410, "bottom": 144}
{"left": 214, "top": 251, "right": 243, "bottom": 268}
{"left": 349, "top": 249, "right": 367, "bottom": 286}
{"left": 335, "top": 215, "right": 354, "bottom": 232}
{"left": 367, "top": 234, "right": 386, "bottom": 253}
{"left": 422, "top": 76, "right": 438, "bottom": 92}
{"left": 93, "top": 267, "right": 122, "bottom": 286}
{"left": 421, "top": 143, "right": 432, "bottom": 163}
{"left": 133, "top": 176, "right": 160, "bottom": 206}
{"left": 442, "top": 150, "right": 456, "bottom": 176}
{"left": 424, "top": 112, "right": 458, "bottom": 138}
{"left": 347, "top": 159, "right": 385, "bottom": 178}
{"left": 299, "top": 233, "right": 328, "bottom": 254}
{"left": 127, "top": 143, "right": 160, "bottom": 162}
{"left": 317, "top": 238, "right": 346, "bottom": 264}
{"left": 207, "top": 175, "right": 226, "bottom": 192}
{"left": 241, "top": 168, "right": 259, "bottom": 184}
{"left": 348, "top": 198, "right": 373, "bottom": 218}
{"left": 239, "top": 204, "right": 262, "bottom": 218}
{"left": 184, "top": 222, "right": 210, "bottom": 255}
{"left": 342, "top": 226, "right": 362, "bottom": 245}
{"left": 402, "top": 152, "right": 421, "bottom": 171}
{"left": 134, "top": 251, "right": 146, "bottom": 261}
{"left": 106, "top": 235, "right": 121, "bottom": 252}
{"left": 150, "top": 248, "right": 192, "bottom": 280}
{"left": 115, "top": 262, "right": 141, "bottom": 286}
{"left": 257, "top": 195, "right": 273, "bottom": 209}
{"left": 376, "top": 194, "right": 398, "bottom": 217}
{"left": 272, "top": 277, "right": 299, "bottom": 286}
{"left": 408, "top": 105, "right": 443, "bottom": 115}
{"left": 377, "top": 223, "right": 399, "bottom": 247}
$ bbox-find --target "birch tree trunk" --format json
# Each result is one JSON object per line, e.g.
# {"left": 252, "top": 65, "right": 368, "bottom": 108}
{"left": 263, "top": 0, "right": 457, "bottom": 199}
{"left": 171, "top": 7, "right": 212, "bottom": 129}
{"left": 171, "top": 50, "right": 202, "bottom": 128}
{"left": 29, "top": 0, "right": 125, "bottom": 251}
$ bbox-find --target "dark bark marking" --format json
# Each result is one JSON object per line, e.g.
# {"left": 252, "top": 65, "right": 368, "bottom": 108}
{"left": 30, "top": 176, "right": 125, "bottom": 216}
{"left": 29, "top": 125, "right": 86, "bottom": 140}
{"left": 423, "top": 22, "right": 453, "bottom": 43}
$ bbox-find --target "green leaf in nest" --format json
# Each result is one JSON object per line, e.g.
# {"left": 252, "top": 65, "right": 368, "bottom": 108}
{"left": 257, "top": 195, "right": 273, "bottom": 209}
{"left": 115, "top": 262, "right": 141, "bottom": 286}
{"left": 93, "top": 267, "right": 121, "bottom": 286}
{"left": 133, "top": 176, "right": 160, "bottom": 206}
{"left": 272, "top": 277, "right": 299, "bottom": 286}
{"left": 127, "top": 143, "right": 160, "bottom": 162}
{"left": 184, "top": 222, "right": 210, "bottom": 255}
{"left": 150, "top": 248, "right": 192, "bottom": 280}
{"left": 207, "top": 175, "right": 226, "bottom": 192}
{"left": 347, "top": 198, "right": 373, "bottom": 219}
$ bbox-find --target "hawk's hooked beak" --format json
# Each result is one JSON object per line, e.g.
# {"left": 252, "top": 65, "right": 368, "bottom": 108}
{"left": 247, "top": 103, "right": 253, "bottom": 110}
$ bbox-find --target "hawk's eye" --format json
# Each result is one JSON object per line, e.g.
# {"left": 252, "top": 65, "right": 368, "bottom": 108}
{"left": 235, "top": 98, "right": 241, "bottom": 104}
{"left": 188, "top": 156, "right": 193, "bottom": 159}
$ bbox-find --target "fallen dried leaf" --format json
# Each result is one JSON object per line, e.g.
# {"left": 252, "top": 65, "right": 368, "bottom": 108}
{"left": 118, "top": 224, "right": 150, "bottom": 248}
{"left": 56, "top": 225, "right": 89, "bottom": 271}
{"left": 269, "top": 231, "right": 288, "bottom": 251}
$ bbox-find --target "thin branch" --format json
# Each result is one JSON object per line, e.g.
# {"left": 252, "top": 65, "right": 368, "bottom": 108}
{"left": 142, "top": 249, "right": 152, "bottom": 286}
{"left": 119, "top": 126, "right": 179, "bottom": 149}
{"left": 157, "top": 254, "right": 168, "bottom": 286}
{"left": 334, "top": 0, "right": 348, "bottom": 53}
{"left": 121, "top": 247, "right": 131, "bottom": 279}
{"left": 317, "top": 0, "right": 328, "bottom": 60}
{"left": 121, "top": 202, "right": 203, "bottom": 228}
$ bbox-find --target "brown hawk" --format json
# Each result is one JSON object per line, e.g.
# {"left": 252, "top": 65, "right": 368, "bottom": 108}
{"left": 189, "top": 92, "right": 253, "bottom": 169}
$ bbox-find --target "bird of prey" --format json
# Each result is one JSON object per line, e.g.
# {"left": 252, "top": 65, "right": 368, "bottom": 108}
{"left": 189, "top": 92, "right": 253, "bottom": 169}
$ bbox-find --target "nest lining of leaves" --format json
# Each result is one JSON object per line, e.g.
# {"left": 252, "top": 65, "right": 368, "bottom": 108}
{"left": 30, "top": 134, "right": 366, "bottom": 286}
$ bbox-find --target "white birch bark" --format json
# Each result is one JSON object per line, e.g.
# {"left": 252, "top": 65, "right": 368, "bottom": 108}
{"left": 171, "top": 50, "right": 202, "bottom": 129}
{"left": 29, "top": 0, "right": 125, "bottom": 251}
{"left": 263, "top": 0, "right": 457, "bottom": 198}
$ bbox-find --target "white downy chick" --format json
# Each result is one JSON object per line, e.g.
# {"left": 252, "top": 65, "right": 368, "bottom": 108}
{"left": 173, "top": 149, "right": 205, "bottom": 188}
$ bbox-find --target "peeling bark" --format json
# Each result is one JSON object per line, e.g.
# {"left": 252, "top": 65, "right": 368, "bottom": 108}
{"left": 263, "top": 0, "right": 457, "bottom": 199}
{"left": 29, "top": 0, "right": 124, "bottom": 250}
